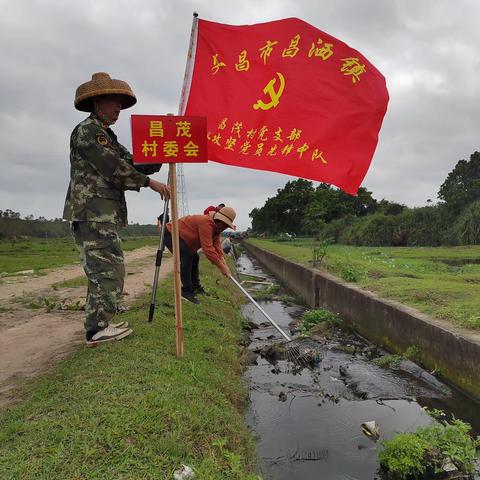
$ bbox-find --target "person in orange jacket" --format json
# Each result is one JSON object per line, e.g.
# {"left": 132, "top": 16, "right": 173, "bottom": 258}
{"left": 164, "top": 206, "right": 236, "bottom": 304}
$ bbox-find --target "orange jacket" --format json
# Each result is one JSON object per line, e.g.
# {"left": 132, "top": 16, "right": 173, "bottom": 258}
{"left": 167, "top": 215, "right": 227, "bottom": 274}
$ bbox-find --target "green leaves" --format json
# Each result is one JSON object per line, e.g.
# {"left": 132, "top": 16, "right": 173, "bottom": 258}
{"left": 378, "top": 413, "right": 480, "bottom": 478}
{"left": 300, "top": 308, "right": 340, "bottom": 335}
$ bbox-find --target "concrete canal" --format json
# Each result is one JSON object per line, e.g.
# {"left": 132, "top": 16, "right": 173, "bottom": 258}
{"left": 237, "top": 252, "right": 480, "bottom": 480}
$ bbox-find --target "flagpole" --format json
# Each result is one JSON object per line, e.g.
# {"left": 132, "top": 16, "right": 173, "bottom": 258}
{"left": 178, "top": 12, "right": 199, "bottom": 117}
{"left": 171, "top": 12, "right": 199, "bottom": 358}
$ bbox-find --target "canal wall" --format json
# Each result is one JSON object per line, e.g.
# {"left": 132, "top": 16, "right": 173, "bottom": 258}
{"left": 244, "top": 241, "right": 480, "bottom": 400}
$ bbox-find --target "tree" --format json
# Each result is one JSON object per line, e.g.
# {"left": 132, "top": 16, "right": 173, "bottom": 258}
{"left": 301, "top": 201, "right": 326, "bottom": 234}
{"left": 438, "top": 151, "right": 480, "bottom": 215}
{"left": 249, "top": 179, "right": 314, "bottom": 234}
{"left": 377, "top": 199, "right": 406, "bottom": 216}
{"left": 250, "top": 181, "right": 379, "bottom": 234}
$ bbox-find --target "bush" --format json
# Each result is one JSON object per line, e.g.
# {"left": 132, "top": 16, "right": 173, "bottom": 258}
{"left": 397, "top": 207, "right": 447, "bottom": 246}
{"left": 378, "top": 414, "right": 480, "bottom": 479}
{"left": 322, "top": 215, "right": 357, "bottom": 243}
{"left": 378, "top": 432, "right": 429, "bottom": 479}
{"left": 333, "top": 207, "right": 450, "bottom": 247}
{"left": 339, "top": 213, "right": 397, "bottom": 246}
{"left": 451, "top": 200, "right": 480, "bottom": 245}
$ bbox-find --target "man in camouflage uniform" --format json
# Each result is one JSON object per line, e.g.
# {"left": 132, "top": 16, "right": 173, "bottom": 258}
{"left": 63, "top": 72, "right": 170, "bottom": 346}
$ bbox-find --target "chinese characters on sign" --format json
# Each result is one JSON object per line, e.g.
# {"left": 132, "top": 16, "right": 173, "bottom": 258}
{"left": 131, "top": 115, "right": 208, "bottom": 164}
{"left": 210, "top": 34, "right": 366, "bottom": 84}
{"left": 207, "top": 117, "right": 328, "bottom": 164}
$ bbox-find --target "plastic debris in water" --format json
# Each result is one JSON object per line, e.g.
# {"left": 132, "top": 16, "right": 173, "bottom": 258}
{"left": 173, "top": 464, "right": 195, "bottom": 479}
{"left": 361, "top": 420, "right": 380, "bottom": 440}
{"left": 441, "top": 458, "right": 458, "bottom": 473}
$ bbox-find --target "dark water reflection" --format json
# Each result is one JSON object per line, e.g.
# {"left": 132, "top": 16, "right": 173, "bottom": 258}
{"left": 238, "top": 253, "right": 480, "bottom": 480}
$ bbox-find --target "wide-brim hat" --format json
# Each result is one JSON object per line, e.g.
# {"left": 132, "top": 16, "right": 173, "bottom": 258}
{"left": 210, "top": 206, "right": 236, "bottom": 230}
{"left": 74, "top": 72, "right": 137, "bottom": 112}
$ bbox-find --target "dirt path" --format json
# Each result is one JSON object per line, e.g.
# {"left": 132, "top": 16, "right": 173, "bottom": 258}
{"left": 0, "top": 247, "right": 173, "bottom": 407}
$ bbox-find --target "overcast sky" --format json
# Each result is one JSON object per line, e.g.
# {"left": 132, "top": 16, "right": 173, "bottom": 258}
{"left": 1, "top": 0, "right": 479, "bottom": 230}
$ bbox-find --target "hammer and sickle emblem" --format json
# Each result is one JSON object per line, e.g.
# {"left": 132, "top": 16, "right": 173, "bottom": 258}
{"left": 253, "top": 72, "right": 286, "bottom": 111}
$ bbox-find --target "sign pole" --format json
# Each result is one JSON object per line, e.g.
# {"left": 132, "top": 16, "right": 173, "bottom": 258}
{"left": 169, "top": 162, "right": 184, "bottom": 358}
{"left": 133, "top": 12, "right": 201, "bottom": 356}
{"left": 170, "top": 11, "right": 198, "bottom": 358}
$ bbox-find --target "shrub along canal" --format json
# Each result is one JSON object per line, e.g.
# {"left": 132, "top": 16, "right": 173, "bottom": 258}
{"left": 237, "top": 252, "right": 480, "bottom": 480}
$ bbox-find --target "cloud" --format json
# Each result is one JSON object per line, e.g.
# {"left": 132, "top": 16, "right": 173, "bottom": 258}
{"left": 1, "top": 0, "right": 479, "bottom": 231}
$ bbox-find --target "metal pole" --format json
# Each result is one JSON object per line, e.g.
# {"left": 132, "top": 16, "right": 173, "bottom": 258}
{"left": 230, "top": 275, "right": 291, "bottom": 341}
{"left": 148, "top": 174, "right": 170, "bottom": 322}
{"left": 178, "top": 12, "right": 199, "bottom": 117}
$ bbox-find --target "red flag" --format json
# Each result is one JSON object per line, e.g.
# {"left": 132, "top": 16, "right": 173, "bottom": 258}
{"left": 184, "top": 18, "right": 389, "bottom": 195}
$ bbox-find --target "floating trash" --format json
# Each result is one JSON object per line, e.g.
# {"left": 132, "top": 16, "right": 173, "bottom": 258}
{"left": 361, "top": 421, "right": 380, "bottom": 440}
{"left": 173, "top": 464, "right": 195, "bottom": 479}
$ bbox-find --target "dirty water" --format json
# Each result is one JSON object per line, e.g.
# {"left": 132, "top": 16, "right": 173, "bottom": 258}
{"left": 237, "top": 253, "right": 480, "bottom": 480}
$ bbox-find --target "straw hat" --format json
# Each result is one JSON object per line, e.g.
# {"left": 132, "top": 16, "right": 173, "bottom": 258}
{"left": 74, "top": 72, "right": 137, "bottom": 112}
{"left": 210, "top": 206, "right": 236, "bottom": 230}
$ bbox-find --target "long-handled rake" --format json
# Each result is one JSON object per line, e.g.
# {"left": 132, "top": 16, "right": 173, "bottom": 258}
{"left": 230, "top": 275, "right": 322, "bottom": 365}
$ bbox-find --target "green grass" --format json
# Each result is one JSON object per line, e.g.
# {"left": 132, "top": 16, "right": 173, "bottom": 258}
{"left": 54, "top": 276, "right": 88, "bottom": 288}
{"left": 249, "top": 238, "right": 480, "bottom": 330}
{"left": 0, "top": 236, "right": 159, "bottom": 275}
{"left": 0, "top": 259, "right": 260, "bottom": 479}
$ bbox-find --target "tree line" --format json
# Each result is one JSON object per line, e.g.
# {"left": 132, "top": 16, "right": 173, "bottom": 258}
{"left": 249, "top": 151, "right": 480, "bottom": 246}
{"left": 0, "top": 211, "right": 157, "bottom": 239}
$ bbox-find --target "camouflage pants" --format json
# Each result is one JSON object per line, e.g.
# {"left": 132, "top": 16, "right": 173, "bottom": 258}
{"left": 71, "top": 221, "right": 125, "bottom": 333}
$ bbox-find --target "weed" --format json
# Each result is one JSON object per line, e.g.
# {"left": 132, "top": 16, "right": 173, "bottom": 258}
{"left": 339, "top": 264, "right": 363, "bottom": 282}
{"left": 373, "top": 354, "right": 403, "bottom": 369}
{"left": 278, "top": 293, "right": 302, "bottom": 305}
{"left": 54, "top": 276, "right": 88, "bottom": 288}
{"left": 373, "top": 346, "right": 421, "bottom": 369}
{"left": 252, "top": 283, "right": 280, "bottom": 300}
{"left": 234, "top": 243, "right": 245, "bottom": 254}
{"left": 300, "top": 308, "right": 340, "bottom": 335}
{"left": 311, "top": 236, "right": 332, "bottom": 267}
{"left": 404, "top": 345, "right": 421, "bottom": 362}
{"left": 61, "top": 300, "right": 85, "bottom": 311}
{"left": 378, "top": 412, "right": 480, "bottom": 479}
{"left": 378, "top": 432, "right": 429, "bottom": 479}
{"left": 213, "top": 439, "right": 263, "bottom": 479}
{"left": 42, "top": 296, "right": 57, "bottom": 312}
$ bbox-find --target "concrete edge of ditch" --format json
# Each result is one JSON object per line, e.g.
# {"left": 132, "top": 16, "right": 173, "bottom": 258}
{"left": 243, "top": 241, "right": 480, "bottom": 400}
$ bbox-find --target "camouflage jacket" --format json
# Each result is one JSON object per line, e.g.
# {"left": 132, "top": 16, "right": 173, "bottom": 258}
{"left": 63, "top": 113, "right": 160, "bottom": 228}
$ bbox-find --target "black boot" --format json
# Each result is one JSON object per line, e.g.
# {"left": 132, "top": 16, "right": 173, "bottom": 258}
{"left": 181, "top": 288, "right": 200, "bottom": 304}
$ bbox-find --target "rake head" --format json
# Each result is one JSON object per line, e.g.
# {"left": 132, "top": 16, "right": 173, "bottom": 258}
{"left": 284, "top": 337, "right": 323, "bottom": 365}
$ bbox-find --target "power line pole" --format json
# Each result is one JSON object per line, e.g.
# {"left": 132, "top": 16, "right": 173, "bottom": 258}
{"left": 176, "top": 163, "right": 189, "bottom": 217}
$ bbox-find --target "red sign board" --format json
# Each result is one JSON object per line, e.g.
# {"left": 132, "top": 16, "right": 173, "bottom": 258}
{"left": 131, "top": 115, "right": 207, "bottom": 164}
